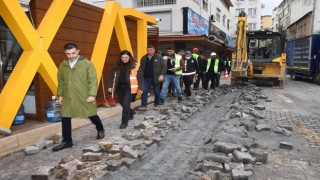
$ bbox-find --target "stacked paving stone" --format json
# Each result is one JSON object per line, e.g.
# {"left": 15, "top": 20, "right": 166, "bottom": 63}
{"left": 188, "top": 82, "right": 294, "bottom": 180}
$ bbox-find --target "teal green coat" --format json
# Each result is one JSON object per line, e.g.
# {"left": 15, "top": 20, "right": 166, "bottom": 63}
{"left": 57, "top": 56, "right": 98, "bottom": 118}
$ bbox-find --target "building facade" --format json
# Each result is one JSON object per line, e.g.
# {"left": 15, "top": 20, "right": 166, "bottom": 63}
{"left": 275, "top": 0, "right": 317, "bottom": 40}
{"left": 272, "top": 7, "right": 279, "bottom": 32}
{"left": 230, "top": 0, "right": 264, "bottom": 46}
{"left": 80, "top": 0, "right": 235, "bottom": 56}
{"left": 261, "top": 15, "right": 272, "bottom": 30}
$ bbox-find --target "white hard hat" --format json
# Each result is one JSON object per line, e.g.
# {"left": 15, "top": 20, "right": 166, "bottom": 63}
{"left": 211, "top": 52, "right": 216, "bottom": 56}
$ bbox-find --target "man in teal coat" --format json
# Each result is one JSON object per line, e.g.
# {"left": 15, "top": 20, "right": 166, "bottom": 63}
{"left": 52, "top": 43, "right": 105, "bottom": 152}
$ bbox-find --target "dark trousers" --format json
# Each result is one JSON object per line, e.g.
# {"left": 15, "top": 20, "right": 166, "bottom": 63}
{"left": 194, "top": 72, "right": 206, "bottom": 89}
{"left": 183, "top": 75, "right": 194, "bottom": 96}
{"left": 62, "top": 115, "right": 104, "bottom": 143}
{"left": 116, "top": 85, "right": 134, "bottom": 124}
{"left": 141, "top": 77, "right": 161, "bottom": 106}
{"left": 204, "top": 73, "right": 220, "bottom": 89}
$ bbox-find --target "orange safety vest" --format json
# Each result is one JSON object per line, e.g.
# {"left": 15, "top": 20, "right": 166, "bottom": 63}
{"left": 113, "top": 63, "right": 140, "bottom": 94}
{"left": 130, "top": 63, "right": 139, "bottom": 94}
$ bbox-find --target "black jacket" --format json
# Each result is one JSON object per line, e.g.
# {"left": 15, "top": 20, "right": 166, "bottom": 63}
{"left": 182, "top": 57, "right": 199, "bottom": 75}
{"left": 207, "top": 58, "right": 224, "bottom": 74}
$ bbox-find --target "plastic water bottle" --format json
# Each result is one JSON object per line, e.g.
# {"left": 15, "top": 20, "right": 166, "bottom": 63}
{"left": 13, "top": 104, "right": 25, "bottom": 126}
{"left": 46, "top": 96, "right": 62, "bottom": 123}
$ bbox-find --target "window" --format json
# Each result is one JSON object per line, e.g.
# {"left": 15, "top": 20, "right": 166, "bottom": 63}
{"left": 222, "top": 15, "right": 226, "bottom": 26}
{"left": 202, "top": 0, "right": 208, "bottom": 11}
{"left": 216, "top": 8, "right": 221, "bottom": 22}
{"left": 135, "top": 0, "right": 176, "bottom": 7}
{"left": 235, "top": 8, "right": 245, "bottom": 16}
{"left": 248, "top": 8, "right": 256, "bottom": 16}
{"left": 248, "top": 36, "right": 281, "bottom": 60}
{"left": 248, "top": 23, "right": 257, "bottom": 30}
{"left": 193, "top": 0, "right": 201, "bottom": 5}
{"left": 227, "top": 19, "right": 230, "bottom": 30}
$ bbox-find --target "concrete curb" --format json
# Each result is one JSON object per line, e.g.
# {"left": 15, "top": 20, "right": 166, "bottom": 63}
{"left": 0, "top": 98, "right": 151, "bottom": 158}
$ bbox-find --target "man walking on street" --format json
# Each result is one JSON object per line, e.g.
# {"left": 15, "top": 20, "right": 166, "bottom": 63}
{"left": 160, "top": 47, "right": 185, "bottom": 104}
{"left": 182, "top": 51, "right": 199, "bottom": 97}
{"left": 204, "top": 52, "right": 224, "bottom": 90}
{"left": 53, "top": 43, "right": 105, "bottom": 152}
{"left": 138, "top": 45, "right": 166, "bottom": 111}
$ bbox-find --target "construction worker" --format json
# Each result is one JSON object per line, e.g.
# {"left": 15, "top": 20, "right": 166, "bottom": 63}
{"left": 160, "top": 47, "right": 185, "bottom": 104}
{"left": 194, "top": 54, "right": 207, "bottom": 90}
{"left": 225, "top": 56, "right": 232, "bottom": 74}
{"left": 204, "top": 52, "right": 224, "bottom": 89}
{"left": 182, "top": 51, "right": 199, "bottom": 97}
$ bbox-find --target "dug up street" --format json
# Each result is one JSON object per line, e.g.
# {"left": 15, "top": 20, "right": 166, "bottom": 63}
{"left": 0, "top": 77, "right": 320, "bottom": 180}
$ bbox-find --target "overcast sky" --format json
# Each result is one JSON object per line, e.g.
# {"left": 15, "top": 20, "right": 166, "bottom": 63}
{"left": 261, "top": 0, "right": 283, "bottom": 15}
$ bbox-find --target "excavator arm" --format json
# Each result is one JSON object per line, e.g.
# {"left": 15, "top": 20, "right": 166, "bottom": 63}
{"left": 231, "top": 11, "right": 251, "bottom": 80}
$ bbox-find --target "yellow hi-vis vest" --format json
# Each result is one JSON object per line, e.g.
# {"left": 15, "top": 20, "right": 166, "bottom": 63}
{"left": 192, "top": 53, "right": 199, "bottom": 61}
{"left": 206, "top": 58, "right": 219, "bottom": 73}
{"left": 113, "top": 63, "right": 140, "bottom": 94}
{"left": 174, "top": 54, "right": 182, "bottom": 75}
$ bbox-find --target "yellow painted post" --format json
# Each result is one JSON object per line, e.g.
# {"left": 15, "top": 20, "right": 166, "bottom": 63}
{"left": 0, "top": 0, "right": 72, "bottom": 130}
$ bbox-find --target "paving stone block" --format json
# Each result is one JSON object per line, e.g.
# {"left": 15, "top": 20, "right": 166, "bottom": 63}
{"left": 83, "top": 145, "right": 102, "bottom": 153}
{"left": 204, "top": 153, "right": 232, "bottom": 164}
{"left": 108, "top": 153, "right": 122, "bottom": 161}
{"left": 31, "top": 166, "right": 54, "bottom": 180}
{"left": 224, "top": 163, "right": 231, "bottom": 173}
{"left": 137, "top": 150, "right": 147, "bottom": 159}
{"left": 254, "top": 106, "right": 266, "bottom": 111}
{"left": 58, "top": 159, "right": 79, "bottom": 179}
{"left": 152, "top": 136, "right": 163, "bottom": 144}
{"left": 265, "top": 99, "right": 272, "bottom": 102}
{"left": 143, "top": 140, "right": 154, "bottom": 147}
{"left": 279, "top": 142, "right": 293, "bottom": 150}
{"left": 82, "top": 152, "right": 103, "bottom": 161}
{"left": 107, "top": 145, "right": 121, "bottom": 154}
{"left": 141, "top": 129, "right": 153, "bottom": 140}
{"left": 75, "top": 159, "right": 85, "bottom": 170}
{"left": 44, "top": 140, "right": 54, "bottom": 149}
{"left": 24, "top": 146, "right": 40, "bottom": 155}
{"left": 251, "top": 112, "right": 266, "bottom": 119}
{"left": 60, "top": 155, "right": 75, "bottom": 164}
{"left": 206, "top": 170, "right": 221, "bottom": 180}
{"left": 130, "top": 141, "right": 146, "bottom": 150}
{"left": 242, "top": 120, "right": 256, "bottom": 132}
{"left": 121, "top": 146, "right": 139, "bottom": 159}
{"left": 98, "top": 141, "right": 113, "bottom": 151}
{"left": 249, "top": 150, "right": 268, "bottom": 164}
{"left": 122, "top": 132, "right": 140, "bottom": 141}
{"left": 107, "top": 160, "right": 123, "bottom": 171}
{"left": 202, "top": 161, "right": 224, "bottom": 172}
{"left": 144, "top": 116, "right": 155, "bottom": 120}
{"left": 273, "top": 127, "right": 291, "bottom": 136}
{"left": 256, "top": 124, "right": 271, "bottom": 131}
{"left": 139, "top": 121, "right": 152, "bottom": 129}
{"left": 35, "top": 138, "right": 47, "bottom": 150}
{"left": 122, "top": 158, "right": 137, "bottom": 168}
{"left": 232, "top": 150, "right": 255, "bottom": 164}
{"left": 159, "top": 107, "right": 169, "bottom": 114}
{"left": 277, "top": 124, "right": 293, "bottom": 131}
{"left": 231, "top": 169, "right": 253, "bottom": 180}
{"left": 181, "top": 105, "right": 191, "bottom": 113}
{"left": 214, "top": 142, "right": 242, "bottom": 154}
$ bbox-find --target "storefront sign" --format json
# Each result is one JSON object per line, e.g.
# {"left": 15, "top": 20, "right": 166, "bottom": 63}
{"left": 183, "top": 7, "right": 209, "bottom": 36}
{"left": 0, "top": 0, "right": 156, "bottom": 130}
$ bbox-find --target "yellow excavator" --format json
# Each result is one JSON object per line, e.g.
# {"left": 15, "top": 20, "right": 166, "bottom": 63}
{"left": 231, "top": 11, "right": 286, "bottom": 87}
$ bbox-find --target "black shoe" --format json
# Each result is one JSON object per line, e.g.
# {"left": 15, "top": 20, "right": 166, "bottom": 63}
{"left": 120, "top": 123, "right": 128, "bottom": 129}
{"left": 52, "top": 142, "right": 73, "bottom": 152}
{"left": 178, "top": 97, "right": 182, "bottom": 103}
{"left": 97, "top": 130, "right": 105, "bottom": 139}
{"left": 129, "top": 115, "right": 134, "bottom": 120}
{"left": 160, "top": 98, "right": 164, "bottom": 105}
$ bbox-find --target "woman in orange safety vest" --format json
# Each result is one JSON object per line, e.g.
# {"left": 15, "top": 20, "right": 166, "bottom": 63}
{"left": 108, "top": 50, "right": 143, "bottom": 129}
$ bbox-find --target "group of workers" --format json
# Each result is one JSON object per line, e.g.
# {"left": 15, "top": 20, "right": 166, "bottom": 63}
{"left": 53, "top": 43, "right": 232, "bottom": 152}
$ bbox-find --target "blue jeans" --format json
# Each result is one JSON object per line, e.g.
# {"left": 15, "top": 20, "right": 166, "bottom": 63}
{"left": 160, "top": 75, "right": 182, "bottom": 99}
{"left": 141, "top": 77, "right": 161, "bottom": 107}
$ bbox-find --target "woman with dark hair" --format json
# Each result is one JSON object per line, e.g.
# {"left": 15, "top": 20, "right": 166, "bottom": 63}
{"left": 108, "top": 50, "right": 143, "bottom": 129}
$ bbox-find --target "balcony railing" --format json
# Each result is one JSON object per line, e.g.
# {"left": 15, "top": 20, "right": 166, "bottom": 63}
{"left": 134, "top": 0, "right": 176, "bottom": 7}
